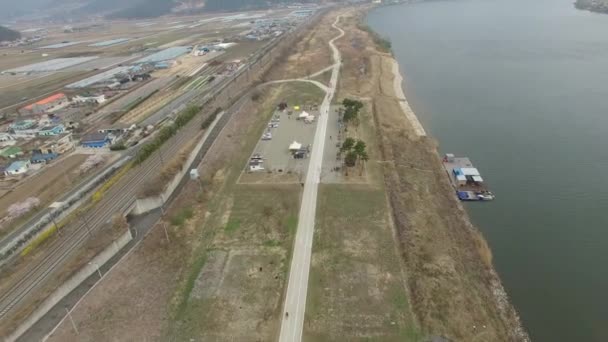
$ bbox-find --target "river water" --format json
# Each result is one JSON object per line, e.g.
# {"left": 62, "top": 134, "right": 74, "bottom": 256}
{"left": 368, "top": 0, "right": 608, "bottom": 341}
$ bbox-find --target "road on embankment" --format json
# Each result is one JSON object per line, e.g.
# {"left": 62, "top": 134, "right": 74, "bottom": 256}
{"left": 278, "top": 13, "right": 345, "bottom": 342}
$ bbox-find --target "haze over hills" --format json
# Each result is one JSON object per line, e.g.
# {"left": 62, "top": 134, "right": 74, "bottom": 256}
{"left": 575, "top": 0, "right": 608, "bottom": 13}
{"left": 0, "top": 0, "right": 320, "bottom": 21}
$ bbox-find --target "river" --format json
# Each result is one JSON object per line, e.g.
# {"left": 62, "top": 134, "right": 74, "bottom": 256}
{"left": 368, "top": 0, "right": 608, "bottom": 341}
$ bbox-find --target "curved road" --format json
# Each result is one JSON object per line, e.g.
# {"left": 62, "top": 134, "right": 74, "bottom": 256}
{"left": 278, "top": 13, "right": 345, "bottom": 342}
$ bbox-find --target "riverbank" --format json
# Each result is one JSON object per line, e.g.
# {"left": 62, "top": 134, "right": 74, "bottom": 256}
{"left": 390, "top": 52, "right": 529, "bottom": 342}
{"left": 575, "top": 0, "right": 608, "bottom": 14}
{"left": 357, "top": 6, "right": 531, "bottom": 340}
{"left": 391, "top": 60, "right": 427, "bottom": 137}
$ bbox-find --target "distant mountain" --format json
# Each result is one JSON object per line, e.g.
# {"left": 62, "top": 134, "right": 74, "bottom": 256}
{"left": 204, "top": 0, "right": 316, "bottom": 11}
{"left": 0, "top": 0, "right": 322, "bottom": 21}
{"left": 575, "top": 0, "right": 608, "bottom": 13}
{"left": 89, "top": 0, "right": 176, "bottom": 19}
{"left": 0, "top": 26, "right": 21, "bottom": 42}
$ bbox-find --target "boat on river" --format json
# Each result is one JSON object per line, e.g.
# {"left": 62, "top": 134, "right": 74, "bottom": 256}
{"left": 442, "top": 153, "right": 494, "bottom": 202}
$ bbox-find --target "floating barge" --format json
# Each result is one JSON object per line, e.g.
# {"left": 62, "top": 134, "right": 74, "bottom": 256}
{"left": 442, "top": 153, "right": 495, "bottom": 201}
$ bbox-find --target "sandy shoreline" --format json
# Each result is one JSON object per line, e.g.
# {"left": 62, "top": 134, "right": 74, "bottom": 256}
{"left": 390, "top": 59, "right": 427, "bottom": 137}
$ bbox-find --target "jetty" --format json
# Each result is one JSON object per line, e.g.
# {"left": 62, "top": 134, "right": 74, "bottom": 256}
{"left": 442, "top": 153, "right": 494, "bottom": 201}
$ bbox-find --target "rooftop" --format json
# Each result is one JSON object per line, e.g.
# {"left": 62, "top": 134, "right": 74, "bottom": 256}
{"left": 6, "top": 160, "right": 29, "bottom": 172}
{"left": 23, "top": 93, "right": 67, "bottom": 110}
{"left": 133, "top": 46, "right": 191, "bottom": 64}
{"left": 81, "top": 132, "right": 108, "bottom": 142}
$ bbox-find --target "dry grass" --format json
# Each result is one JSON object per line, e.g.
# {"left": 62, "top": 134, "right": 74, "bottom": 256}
{"left": 333, "top": 8, "right": 528, "bottom": 341}
{"left": 44, "top": 83, "right": 304, "bottom": 342}
{"left": 264, "top": 11, "right": 335, "bottom": 81}
{"left": 138, "top": 137, "right": 198, "bottom": 198}
{"left": 305, "top": 184, "right": 421, "bottom": 342}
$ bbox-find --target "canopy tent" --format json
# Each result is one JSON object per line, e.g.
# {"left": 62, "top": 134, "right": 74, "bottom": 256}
{"left": 299, "top": 111, "right": 309, "bottom": 119}
{"left": 289, "top": 141, "right": 302, "bottom": 150}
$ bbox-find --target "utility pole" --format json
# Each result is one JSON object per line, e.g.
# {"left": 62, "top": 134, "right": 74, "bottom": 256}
{"left": 51, "top": 213, "right": 61, "bottom": 236}
{"left": 162, "top": 222, "right": 170, "bottom": 243}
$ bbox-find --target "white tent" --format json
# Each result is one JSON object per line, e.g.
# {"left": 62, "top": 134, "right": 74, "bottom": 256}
{"left": 299, "top": 111, "right": 309, "bottom": 119}
{"left": 289, "top": 141, "right": 302, "bottom": 150}
{"left": 304, "top": 115, "right": 315, "bottom": 123}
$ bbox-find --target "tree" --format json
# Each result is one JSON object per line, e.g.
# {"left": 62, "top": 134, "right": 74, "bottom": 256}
{"left": 341, "top": 137, "right": 355, "bottom": 153}
{"left": 342, "top": 98, "right": 364, "bottom": 124}
{"left": 353, "top": 140, "right": 366, "bottom": 155}
{"left": 344, "top": 151, "right": 358, "bottom": 167}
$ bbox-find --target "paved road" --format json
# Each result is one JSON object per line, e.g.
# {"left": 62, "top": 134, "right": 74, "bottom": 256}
{"left": 278, "top": 14, "right": 344, "bottom": 342}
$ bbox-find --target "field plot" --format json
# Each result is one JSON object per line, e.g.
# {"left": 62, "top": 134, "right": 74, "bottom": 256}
{"left": 170, "top": 186, "right": 300, "bottom": 341}
{"left": 304, "top": 185, "right": 421, "bottom": 342}
{"left": 3, "top": 57, "right": 98, "bottom": 73}
{"left": 0, "top": 71, "right": 88, "bottom": 109}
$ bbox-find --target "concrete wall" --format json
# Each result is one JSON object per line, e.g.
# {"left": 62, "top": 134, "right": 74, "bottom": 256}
{"left": 6, "top": 229, "right": 133, "bottom": 342}
{"left": 131, "top": 111, "right": 224, "bottom": 215}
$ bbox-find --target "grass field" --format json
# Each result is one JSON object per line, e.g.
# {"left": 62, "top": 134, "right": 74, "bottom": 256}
{"left": 166, "top": 82, "right": 324, "bottom": 340}
{"left": 304, "top": 184, "right": 421, "bottom": 341}
{"left": 169, "top": 185, "right": 300, "bottom": 341}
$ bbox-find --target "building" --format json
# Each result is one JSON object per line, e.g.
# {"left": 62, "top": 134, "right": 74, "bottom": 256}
{"left": 72, "top": 94, "right": 107, "bottom": 105}
{"left": 98, "top": 123, "right": 130, "bottom": 135}
{"left": 0, "top": 133, "right": 16, "bottom": 147}
{"left": 80, "top": 132, "right": 111, "bottom": 148}
{"left": 0, "top": 146, "right": 24, "bottom": 159}
{"left": 10, "top": 120, "right": 39, "bottom": 138}
{"left": 31, "top": 152, "right": 58, "bottom": 164}
{"left": 38, "top": 124, "right": 65, "bottom": 136}
{"left": 4, "top": 160, "right": 30, "bottom": 176}
{"left": 37, "top": 133, "right": 74, "bottom": 154}
{"left": 19, "top": 93, "right": 70, "bottom": 115}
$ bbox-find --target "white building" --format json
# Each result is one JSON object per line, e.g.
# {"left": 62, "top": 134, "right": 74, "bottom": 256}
{"left": 72, "top": 94, "right": 107, "bottom": 105}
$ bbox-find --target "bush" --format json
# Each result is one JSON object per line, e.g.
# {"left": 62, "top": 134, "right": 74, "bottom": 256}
{"left": 110, "top": 143, "right": 126, "bottom": 151}
{"left": 170, "top": 207, "right": 194, "bottom": 226}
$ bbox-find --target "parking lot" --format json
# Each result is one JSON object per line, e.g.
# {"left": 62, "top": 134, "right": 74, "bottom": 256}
{"left": 239, "top": 105, "right": 319, "bottom": 184}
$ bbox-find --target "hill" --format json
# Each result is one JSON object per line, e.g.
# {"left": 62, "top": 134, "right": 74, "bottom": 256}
{"left": 0, "top": 26, "right": 21, "bottom": 42}
{"left": 204, "top": 0, "right": 315, "bottom": 11}
{"left": 575, "top": 0, "right": 608, "bottom": 13}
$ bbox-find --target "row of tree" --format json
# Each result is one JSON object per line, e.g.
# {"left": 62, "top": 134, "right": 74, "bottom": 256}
{"left": 341, "top": 137, "right": 368, "bottom": 168}
{"left": 133, "top": 105, "right": 201, "bottom": 164}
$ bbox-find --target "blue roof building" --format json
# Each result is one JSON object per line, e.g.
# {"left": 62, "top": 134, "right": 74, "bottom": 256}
{"left": 80, "top": 132, "right": 111, "bottom": 148}
{"left": 38, "top": 124, "right": 65, "bottom": 136}
{"left": 4, "top": 160, "right": 30, "bottom": 176}
{"left": 31, "top": 152, "right": 58, "bottom": 164}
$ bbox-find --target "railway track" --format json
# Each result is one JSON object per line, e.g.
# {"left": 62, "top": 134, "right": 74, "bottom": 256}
{"left": 0, "top": 108, "right": 210, "bottom": 320}
{"left": 0, "top": 18, "right": 303, "bottom": 327}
